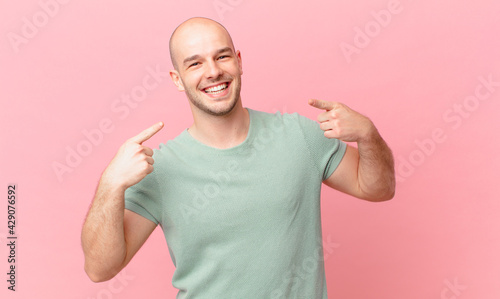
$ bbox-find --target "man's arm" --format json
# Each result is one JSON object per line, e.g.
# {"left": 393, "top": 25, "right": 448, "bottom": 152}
{"left": 82, "top": 184, "right": 157, "bottom": 282}
{"left": 81, "top": 122, "right": 163, "bottom": 282}
{"left": 308, "top": 99, "right": 395, "bottom": 201}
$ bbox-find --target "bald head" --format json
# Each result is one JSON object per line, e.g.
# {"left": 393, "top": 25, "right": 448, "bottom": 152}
{"left": 169, "top": 17, "right": 236, "bottom": 71}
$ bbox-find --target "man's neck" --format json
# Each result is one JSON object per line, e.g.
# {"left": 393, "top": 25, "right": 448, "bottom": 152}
{"left": 188, "top": 104, "right": 250, "bottom": 149}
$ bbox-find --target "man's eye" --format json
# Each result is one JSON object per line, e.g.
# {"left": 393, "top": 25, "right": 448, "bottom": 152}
{"left": 190, "top": 62, "right": 200, "bottom": 67}
{"left": 218, "top": 56, "right": 228, "bottom": 60}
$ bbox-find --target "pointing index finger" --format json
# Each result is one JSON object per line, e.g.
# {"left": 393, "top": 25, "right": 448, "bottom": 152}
{"left": 308, "top": 99, "right": 336, "bottom": 111}
{"left": 130, "top": 122, "right": 164, "bottom": 144}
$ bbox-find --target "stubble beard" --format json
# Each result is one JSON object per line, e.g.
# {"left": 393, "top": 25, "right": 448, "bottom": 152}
{"left": 184, "top": 75, "right": 242, "bottom": 117}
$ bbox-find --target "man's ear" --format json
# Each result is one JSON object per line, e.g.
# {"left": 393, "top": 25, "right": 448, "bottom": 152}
{"left": 236, "top": 50, "right": 243, "bottom": 75}
{"left": 169, "top": 70, "right": 185, "bottom": 91}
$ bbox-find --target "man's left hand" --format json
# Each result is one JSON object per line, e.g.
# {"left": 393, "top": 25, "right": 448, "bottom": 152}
{"left": 308, "top": 99, "right": 376, "bottom": 143}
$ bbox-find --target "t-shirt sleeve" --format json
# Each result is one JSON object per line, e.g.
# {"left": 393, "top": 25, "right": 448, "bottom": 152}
{"left": 293, "top": 113, "right": 347, "bottom": 181}
{"left": 124, "top": 167, "right": 161, "bottom": 225}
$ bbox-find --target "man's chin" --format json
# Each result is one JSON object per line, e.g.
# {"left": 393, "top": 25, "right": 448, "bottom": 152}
{"left": 205, "top": 102, "right": 238, "bottom": 116}
{"left": 186, "top": 85, "right": 241, "bottom": 117}
{"left": 190, "top": 98, "right": 238, "bottom": 117}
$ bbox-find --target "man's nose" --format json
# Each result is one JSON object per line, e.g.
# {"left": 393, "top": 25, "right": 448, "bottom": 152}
{"left": 204, "top": 60, "right": 223, "bottom": 79}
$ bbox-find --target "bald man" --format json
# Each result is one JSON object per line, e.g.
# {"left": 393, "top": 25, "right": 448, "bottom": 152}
{"left": 81, "top": 17, "right": 395, "bottom": 298}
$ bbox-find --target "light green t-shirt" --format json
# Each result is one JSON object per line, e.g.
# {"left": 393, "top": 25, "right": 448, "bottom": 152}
{"left": 125, "top": 108, "right": 347, "bottom": 298}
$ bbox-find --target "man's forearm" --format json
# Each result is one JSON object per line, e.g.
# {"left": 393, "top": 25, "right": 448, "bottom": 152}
{"left": 81, "top": 122, "right": 163, "bottom": 282}
{"left": 357, "top": 129, "right": 395, "bottom": 201}
{"left": 81, "top": 178, "right": 127, "bottom": 282}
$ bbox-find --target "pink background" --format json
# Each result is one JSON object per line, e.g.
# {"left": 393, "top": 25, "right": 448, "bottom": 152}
{"left": 1, "top": 0, "right": 499, "bottom": 298}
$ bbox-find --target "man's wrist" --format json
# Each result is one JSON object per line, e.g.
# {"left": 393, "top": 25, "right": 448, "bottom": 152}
{"left": 100, "top": 170, "right": 129, "bottom": 194}
{"left": 357, "top": 120, "right": 380, "bottom": 144}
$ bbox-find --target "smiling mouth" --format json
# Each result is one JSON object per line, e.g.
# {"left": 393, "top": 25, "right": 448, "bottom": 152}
{"left": 203, "top": 82, "right": 229, "bottom": 94}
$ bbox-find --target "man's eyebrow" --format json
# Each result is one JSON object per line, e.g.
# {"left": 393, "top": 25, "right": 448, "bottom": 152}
{"left": 216, "top": 47, "right": 233, "bottom": 55}
{"left": 183, "top": 54, "right": 201, "bottom": 65}
{"left": 183, "top": 47, "right": 233, "bottom": 65}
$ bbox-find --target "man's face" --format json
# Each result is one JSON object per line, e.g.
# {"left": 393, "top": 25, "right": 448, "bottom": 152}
{"left": 170, "top": 23, "right": 243, "bottom": 117}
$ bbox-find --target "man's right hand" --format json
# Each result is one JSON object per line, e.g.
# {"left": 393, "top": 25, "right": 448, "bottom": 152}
{"left": 102, "top": 122, "right": 164, "bottom": 190}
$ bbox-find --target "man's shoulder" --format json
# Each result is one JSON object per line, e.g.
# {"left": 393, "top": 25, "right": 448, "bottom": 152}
{"left": 152, "top": 129, "right": 190, "bottom": 158}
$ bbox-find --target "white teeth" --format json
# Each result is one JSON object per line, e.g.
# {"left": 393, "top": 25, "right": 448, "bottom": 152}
{"left": 204, "top": 83, "right": 228, "bottom": 93}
